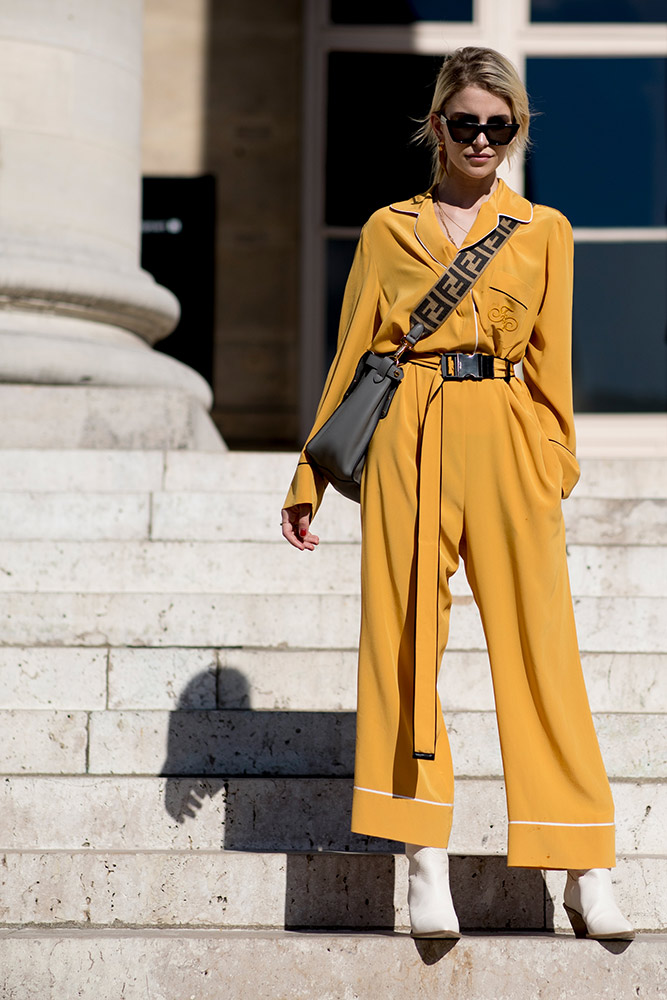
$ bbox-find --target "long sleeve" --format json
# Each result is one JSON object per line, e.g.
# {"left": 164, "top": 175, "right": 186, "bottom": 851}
{"left": 522, "top": 212, "right": 580, "bottom": 499}
{"left": 283, "top": 226, "right": 382, "bottom": 518}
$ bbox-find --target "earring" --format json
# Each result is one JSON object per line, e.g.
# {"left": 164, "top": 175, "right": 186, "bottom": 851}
{"left": 438, "top": 141, "right": 447, "bottom": 174}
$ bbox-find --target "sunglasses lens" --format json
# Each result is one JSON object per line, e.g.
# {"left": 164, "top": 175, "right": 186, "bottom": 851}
{"left": 447, "top": 122, "right": 478, "bottom": 143}
{"left": 485, "top": 124, "right": 517, "bottom": 145}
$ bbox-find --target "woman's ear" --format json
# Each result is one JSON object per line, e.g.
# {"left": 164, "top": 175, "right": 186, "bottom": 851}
{"left": 430, "top": 111, "right": 445, "bottom": 141}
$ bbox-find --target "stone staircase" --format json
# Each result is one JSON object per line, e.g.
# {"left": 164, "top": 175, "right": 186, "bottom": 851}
{"left": 0, "top": 437, "right": 666, "bottom": 998}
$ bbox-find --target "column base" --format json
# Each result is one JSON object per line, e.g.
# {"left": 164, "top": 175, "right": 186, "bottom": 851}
{"left": 0, "top": 385, "right": 225, "bottom": 450}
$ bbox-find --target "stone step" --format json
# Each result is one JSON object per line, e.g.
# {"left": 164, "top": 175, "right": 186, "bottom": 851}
{"left": 0, "top": 851, "right": 662, "bottom": 933}
{"left": 0, "top": 491, "right": 665, "bottom": 544}
{"left": 0, "top": 449, "right": 665, "bottom": 497}
{"left": 2, "top": 708, "right": 663, "bottom": 780}
{"left": 215, "top": 649, "right": 667, "bottom": 714}
{"left": 1, "top": 929, "right": 665, "bottom": 1000}
{"left": 3, "top": 647, "right": 662, "bottom": 714}
{"left": 0, "top": 593, "right": 662, "bottom": 652}
{"left": 1, "top": 776, "right": 663, "bottom": 856}
{"left": 0, "top": 540, "right": 663, "bottom": 597}
{"left": 155, "top": 492, "right": 667, "bottom": 545}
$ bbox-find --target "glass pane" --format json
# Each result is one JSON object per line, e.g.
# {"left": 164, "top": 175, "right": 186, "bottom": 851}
{"left": 325, "top": 242, "right": 667, "bottom": 414}
{"left": 326, "top": 239, "right": 358, "bottom": 370}
{"left": 327, "top": 52, "right": 441, "bottom": 226}
{"left": 573, "top": 242, "right": 666, "bottom": 411}
{"left": 331, "top": 0, "right": 473, "bottom": 23}
{"left": 531, "top": 0, "right": 666, "bottom": 22}
{"left": 525, "top": 57, "right": 666, "bottom": 227}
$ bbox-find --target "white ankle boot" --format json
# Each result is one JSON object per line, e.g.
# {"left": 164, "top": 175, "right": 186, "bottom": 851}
{"left": 405, "top": 843, "right": 460, "bottom": 938}
{"left": 563, "top": 868, "right": 635, "bottom": 940}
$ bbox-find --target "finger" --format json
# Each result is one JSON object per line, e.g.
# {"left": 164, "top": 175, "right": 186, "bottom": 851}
{"left": 282, "top": 519, "right": 307, "bottom": 550}
{"left": 297, "top": 515, "right": 319, "bottom": 550}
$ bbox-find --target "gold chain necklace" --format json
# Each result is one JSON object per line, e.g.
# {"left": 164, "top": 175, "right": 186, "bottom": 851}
{"left": 438, "top": 203, "right": 469, "bottom": 232}
{"left": 435, "top": 201, "right": 462, "bottom": 246}
{"left": 435, "top": 202, "right": 455, "bottom": 243}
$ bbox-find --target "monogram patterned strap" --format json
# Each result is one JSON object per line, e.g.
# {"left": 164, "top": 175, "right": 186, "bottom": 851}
{"left": 410, "top": 215, "right": 522, "bottom": 335}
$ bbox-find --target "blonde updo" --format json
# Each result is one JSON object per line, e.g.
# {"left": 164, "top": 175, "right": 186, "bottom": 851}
{"left": 414, "top": 46, "right": 531, "bottom": 184}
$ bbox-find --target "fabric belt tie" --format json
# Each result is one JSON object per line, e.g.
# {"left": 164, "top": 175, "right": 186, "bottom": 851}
{"left": 411, "top": 352, "right": 515, "bottom": 759}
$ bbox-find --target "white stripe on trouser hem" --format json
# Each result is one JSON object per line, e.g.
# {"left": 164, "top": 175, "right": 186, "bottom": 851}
{"left": 354, "top": 785, "right": 453, "bottom": 808}
{"left": 509, "top": 821, "right": 615, "bottom": 828}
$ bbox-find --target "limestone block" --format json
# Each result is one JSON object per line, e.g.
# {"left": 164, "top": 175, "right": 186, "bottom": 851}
{"left": 85, "top": 708, "right": 663, "bottom": 780}
{"left": 0, "top": 493, "right": 150, "bottom": 541}
{"left": 162, "top": 450, "right": 297, "bottom": 492}
{"left": 577, "top": 653, "right": 667, "bottom": 712}
{"left": 151, "top": 490, "right": 666, "bottom": 545}
{"left": 576, "top": 413, "right": 667, "bottom": 459}
{"left": 0, "top": 591, "right": 470, "bottom": 649}
{"left": 571, "top": 596, "right": 667, "bottom": 654}
{"left": 564, "top": 497, "right": 667, "bottom": 545}
{"left": 0, "top": 851, "right": 553, "bottom": 932}
{"left": 0, "top": 850, "right": 285, "bottom": 929}
{"left": 216, "top": 648, "right": 666, "bottom": 715}
{"left": 1, "top": 776, "right": 664, "bottom": 856}
{"left": 108, "top": 648, "right": 217, "bottom": 710}
{"left": 565, "top": 545, "right": 666, "bottom": 598}
{"left": 152, "top": 488, "right": 361, "bottom": 541}
{"left": 0, "top": 540, "right": 364, "bottom": 596}
{"left": 161, "top": 452, "right": 667, "bottom": 497}
{"left": 0, "top": 593, "right": 662, "bottom": 653}
{"left": 0, "top": 450, "right": 164, "bottom": 493}
{"left": 577, "top": 458, "right": 667, "bottom": 499}
{"left": 217, "top": 649, "right": 359, "bottom": 710}
{"left": 0, "top": 538, "right": 659, "bottom": 598}
{"left": 87, "top": 709, "right": 356, "bottom": 776}
{"left": 0, "top": 710, "right": 87, "bottom": 772}
{"left": 0, "top": 386, "right": 219, "bottom": 449}
{"left": 545, "top": 856, "right": 667, "bottom": 934}
{"left": 2, "top": 929, "right": 667, "bottom": 1000}
{"left": 0, "top": 648, "right": 106, "bottom": 710}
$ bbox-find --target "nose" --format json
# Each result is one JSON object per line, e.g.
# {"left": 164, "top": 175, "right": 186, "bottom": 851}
{"left": 472, "top": 128, "right": 490, "bottom": 150}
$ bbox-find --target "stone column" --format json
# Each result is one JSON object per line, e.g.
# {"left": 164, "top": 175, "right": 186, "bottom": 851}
{"left": 0, "top": 0, "right": 222, "bottom": 449}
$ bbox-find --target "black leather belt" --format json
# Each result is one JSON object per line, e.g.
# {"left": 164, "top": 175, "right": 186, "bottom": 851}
{"left": 441, "top": 352, "right": 514, "bottom": 382}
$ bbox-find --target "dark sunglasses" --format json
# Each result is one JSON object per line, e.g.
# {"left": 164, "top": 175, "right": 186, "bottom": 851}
{"left": 439, "top": 114, "right": 519, "bottom": 146}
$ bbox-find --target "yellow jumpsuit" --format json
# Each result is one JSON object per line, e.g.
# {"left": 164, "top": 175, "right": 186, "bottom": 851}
{"left": 284, "top": 180, "right": 615, "bottom": 870}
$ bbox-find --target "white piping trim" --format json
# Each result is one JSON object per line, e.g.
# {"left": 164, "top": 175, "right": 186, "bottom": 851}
{"left": 389, "top": 204, "right": 419, "bottom": 217}
{"left": 509, "top": 821, "right": 615, "bottom": 828}
{"left": 414, "top": 218, "right": 448, "bottom": 268}
{"left": 472, "top": 294, "right": 480, "bottom": 352}
{"left": 354, "top": 785, "right": 453, "bottom": 808}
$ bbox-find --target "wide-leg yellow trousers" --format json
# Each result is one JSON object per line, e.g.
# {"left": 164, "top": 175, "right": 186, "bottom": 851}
{"left": 351, "top": 359, "right": 615, "bottom": 869}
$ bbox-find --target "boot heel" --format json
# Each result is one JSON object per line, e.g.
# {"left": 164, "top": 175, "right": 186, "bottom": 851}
{"left": 563, "top": 903, "right": 588, "bottom": 938}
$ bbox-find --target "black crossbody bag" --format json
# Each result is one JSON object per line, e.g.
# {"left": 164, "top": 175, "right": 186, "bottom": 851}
{"left": 306, "top": 215, "right": 521, "bottom": 502}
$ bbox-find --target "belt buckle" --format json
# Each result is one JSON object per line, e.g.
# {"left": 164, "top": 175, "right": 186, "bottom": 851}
{"left": 442, "top": 353, "right": 482, "bottom": 380}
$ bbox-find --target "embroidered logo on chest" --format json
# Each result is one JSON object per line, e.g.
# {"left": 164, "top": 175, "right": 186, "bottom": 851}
{"left": 488, "top": 305, "right": 518, "bottom": 331}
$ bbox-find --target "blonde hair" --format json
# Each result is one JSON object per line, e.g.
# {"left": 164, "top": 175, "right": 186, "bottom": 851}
{"left": 414, "top": 46, "right": 531, "bottom": 185}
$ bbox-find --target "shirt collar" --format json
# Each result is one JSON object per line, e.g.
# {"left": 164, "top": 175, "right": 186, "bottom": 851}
{"left": 390, "top": 179, "right": 533, "bottom": 273}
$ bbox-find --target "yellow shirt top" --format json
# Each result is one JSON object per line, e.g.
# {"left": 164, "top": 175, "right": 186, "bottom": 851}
{"left": 284, "top": 179, "right": 579, "bottom": 515}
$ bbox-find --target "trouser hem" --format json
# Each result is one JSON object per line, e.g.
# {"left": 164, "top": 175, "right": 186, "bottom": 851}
{"left": 506, "top": 821, "right": 616, "bottom": 869}
{"left": 351, "top": 786, "right": 453, "bottom": 848}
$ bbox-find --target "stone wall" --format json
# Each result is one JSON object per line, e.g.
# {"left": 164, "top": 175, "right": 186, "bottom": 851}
{"left": 142, "top": 0, "right": 303, "bottom": 447}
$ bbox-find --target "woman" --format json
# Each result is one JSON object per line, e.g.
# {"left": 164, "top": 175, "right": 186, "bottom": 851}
{"left": 281, "top": 47, "right": 633, "bottom": 940}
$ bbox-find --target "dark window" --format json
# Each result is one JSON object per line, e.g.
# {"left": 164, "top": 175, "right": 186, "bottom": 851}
{"left": 326, "top": 51, "right": 441, "bottom": 226}
{"left": 573, "top": 242, "right": 667, "bottom": 411}
{"left": 141, "top": 176, "right": 216, "bottom": 386}
{"left": 531, "top": 0, "right": 666, "bottom": 21}
{"left": 331, "top": 0, "right": 473, "bottom": 23}
{"left": 326, "top": 239, "right": 358, "bottom": 370}
{"left": 525, "top": 57, "right": 666, "bottom": 227}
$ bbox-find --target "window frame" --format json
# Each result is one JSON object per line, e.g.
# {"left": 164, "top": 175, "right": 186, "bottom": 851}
{"left": 300, "top": 0, "right": 667, "bottom": 435}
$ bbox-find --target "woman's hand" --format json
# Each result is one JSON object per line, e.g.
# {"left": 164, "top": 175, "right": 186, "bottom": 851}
{"left": 281, "top": 503, "right": 320, "bottom": 551}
